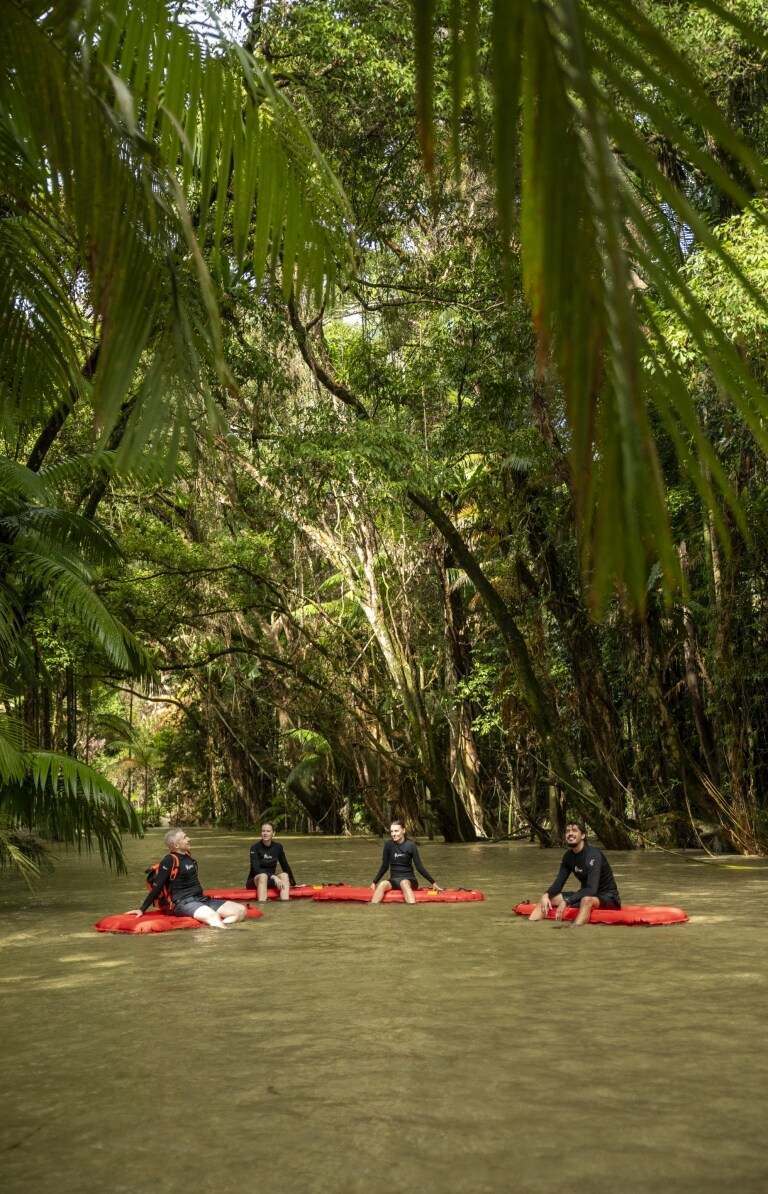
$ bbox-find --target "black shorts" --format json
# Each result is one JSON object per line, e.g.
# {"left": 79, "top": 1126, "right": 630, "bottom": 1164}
{"left": 172, "top": 896, "right": 228, "bottom": 918}
{"left": 390, "top": 875, "right": 419, "bottom": 891}
{"left": 598, "top": 892, "right": 621, "bottom": 910}
{"left": 246, "top": 874, "right": 279, "bottom": 890}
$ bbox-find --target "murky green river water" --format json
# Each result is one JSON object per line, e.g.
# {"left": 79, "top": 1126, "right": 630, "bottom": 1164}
{"left": 1, "top": 831, "right": 767, "bottom": 1194}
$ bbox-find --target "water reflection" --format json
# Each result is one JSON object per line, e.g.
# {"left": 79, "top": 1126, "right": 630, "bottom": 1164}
{"left": 1, "top": 830, "right": 767, "bottom": 1193}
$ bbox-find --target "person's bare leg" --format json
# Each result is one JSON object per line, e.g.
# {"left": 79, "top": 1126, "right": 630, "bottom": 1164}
{"left": 277, "top": 874, "right": 290, "bottom": 901}
{"left": 256, "top": 873, "right": 269, "bottom": 903}
{"left": 371, "top": 879, "right": 392, "bottom": 904}
{"left": 218, "top": 900, "right": 247, "bottom": 924}
{"left": 400, "top": 879, "right": 416, "bottom": 905}
{"left": 574, "top": 896, "right": 599, "bottom": 925}
{"left": 529, "top": 894, "right": 565, "bottom": 922}
{"left": 193, "top": 906, "right": 228, "bottom": 929}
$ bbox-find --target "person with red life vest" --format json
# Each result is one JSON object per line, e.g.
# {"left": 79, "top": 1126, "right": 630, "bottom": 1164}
{"left": 126, "top": 829, "right": 247, "bottom": 928}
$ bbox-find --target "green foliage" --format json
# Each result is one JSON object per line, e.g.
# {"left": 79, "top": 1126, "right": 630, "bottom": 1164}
{"left": 0, "top": 706, "right": 142, "bottom": 875}
{"left": 1, "top": 0, "right": 354, "bottom": 469}
{"left": 415, "top": 0, "right": 768, "bottom": 612}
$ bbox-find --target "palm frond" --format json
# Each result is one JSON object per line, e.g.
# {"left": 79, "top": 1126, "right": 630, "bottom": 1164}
{"left": 2, "top": 508, "right": 122, "bottom": 566}
{"left": 0, "top": 709, "right": 30, "bottom": 785}
{"left": 0, "top": 813, "right": 52, "bottom": 885}
{"left": 1, "top": 751, "right": 144, "bottom": 873}
{"left": 1, "top": 1, "right": 354, "bottom": 466}
{"left": 11, "top": 547, "right": 152, "bottom": 675}
{"left": 416, "top": 0, "right": 768, "bottom": 611}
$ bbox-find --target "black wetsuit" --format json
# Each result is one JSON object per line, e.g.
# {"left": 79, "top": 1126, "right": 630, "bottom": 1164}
{"left": 372, "top": 838, "right": 435, "bottom": 889}
{"left": 141, "top": 851, "right": 204, "bottom": 914}
{"left": 246, "top": 840, "right": 296, "bottom": 889}
{"left": 546, "top": 843, "right": 621, "bottom": 908}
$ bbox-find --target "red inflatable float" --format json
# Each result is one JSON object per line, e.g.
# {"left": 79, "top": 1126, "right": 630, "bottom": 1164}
{"left": 513, "top": 902, "right": 688, "bottom": 926}
{"left": 312, "top": 885, "right": 484, "bottom": 903}
{"left": 203, "top": 885, "right": 318, "bottom": 900}
{"left": 94, "top": 907, "right": 264, "bottom": 934}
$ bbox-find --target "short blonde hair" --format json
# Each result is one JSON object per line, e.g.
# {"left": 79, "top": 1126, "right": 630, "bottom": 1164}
{"left": 164, "top": 828, "right": 186, "bottom": 849}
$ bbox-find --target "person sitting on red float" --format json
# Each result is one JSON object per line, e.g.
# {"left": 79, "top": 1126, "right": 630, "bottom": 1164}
{"left": 246, "top": 822, "right": 296, "bottom": 902}
{"left": 370, "top": 819, "right": 442, "bottom": 905}
{"left": 126, "top": 829, "right": 247, "bottom": 928}
{"left": 528, "top": 820, "right": 621, "bottom": 926}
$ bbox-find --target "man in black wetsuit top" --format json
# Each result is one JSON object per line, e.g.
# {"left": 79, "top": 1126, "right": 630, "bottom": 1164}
{"left": 126, "top": 829, "right": 247, "bottom": 928}
{"left": 370, "top": 819, "right": 442, "bottom": 905}
{"left": 528, "top": 820, "right": 621, "bottom": 926}
{"left": 246, "top": 822, "right": 297, "bottom": 902}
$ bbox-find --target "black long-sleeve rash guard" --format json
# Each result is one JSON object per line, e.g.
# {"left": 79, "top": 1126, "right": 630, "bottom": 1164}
{"left": 546, "top": 843, "right": 619, "bottom": 906}
{"left": 140, "top": 851, "right": 203, "bottom": 913}
{"left": 372, "top": 838, "right": 435, "bottom": 886}
{"left": 247, "top": 840, "right": 296, "bottom": 887}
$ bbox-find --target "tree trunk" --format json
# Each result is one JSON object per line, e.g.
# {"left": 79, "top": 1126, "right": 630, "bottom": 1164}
{"left": 408, "top": 489, "right": 634, "bottom": 848}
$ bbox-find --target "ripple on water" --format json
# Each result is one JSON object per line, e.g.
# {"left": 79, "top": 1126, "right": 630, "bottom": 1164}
{"left": 1, "top": 831, "right": 768, "bottom": 1194}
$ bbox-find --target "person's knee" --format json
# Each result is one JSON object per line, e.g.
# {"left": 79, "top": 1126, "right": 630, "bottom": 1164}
{"left": 580, "top": 896, "right": 599, "bottom": 908}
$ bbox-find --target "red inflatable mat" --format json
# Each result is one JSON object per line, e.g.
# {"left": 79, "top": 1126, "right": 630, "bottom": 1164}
{"left": 312, "top": 885, "right": 484, "bottom": 903}
{"left": 513, "top": 902, "right": 688, "bottom": 925}
{"left": 94, "top": 907, "right": 264, "bottom": 933}
{"left": 204, "top": 885, "right": 318, "bottom": 900}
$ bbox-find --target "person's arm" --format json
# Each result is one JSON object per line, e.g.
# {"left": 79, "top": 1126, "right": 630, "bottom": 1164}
{"left": 277, "top": 845, "right": 297, "bottom": 886}
{"left": 410, "top": 843, "right": 436, "bottom": 886}
{"left": 545, "top": 858, "right": 571, "bottom": 899}
{"left": 127, "top": 856, "right": 172, "bottom": 915}
{"left": 371, "top": 841, "right": 391, "bottom": 885}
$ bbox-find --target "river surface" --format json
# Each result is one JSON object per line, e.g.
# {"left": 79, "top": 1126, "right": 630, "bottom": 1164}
{"left": 1, "top": 831, "right": 767, "bottom": 1194}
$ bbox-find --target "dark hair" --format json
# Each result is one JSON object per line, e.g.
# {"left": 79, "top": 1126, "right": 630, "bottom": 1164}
{"left": 261, "top": 822, "right": 274, "bottom": 831}
{"left": 565, "top": 820, "right": 587, "bottom": 835}
{"left": 390, "top": 818, "right": 406, "bottom": 830}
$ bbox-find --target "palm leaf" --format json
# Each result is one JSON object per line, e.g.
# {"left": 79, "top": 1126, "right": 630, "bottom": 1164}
{"left": 9, "top": 546, "right": 153, "bottom": 675}
{"left": 415, "top": 0, "right": 768, "bottom": 611}
{"left": 1, "top": 1, "right": 354, "bottom": 470}
{"left": 2, "top": 751, "right": 144, "bottom": 873}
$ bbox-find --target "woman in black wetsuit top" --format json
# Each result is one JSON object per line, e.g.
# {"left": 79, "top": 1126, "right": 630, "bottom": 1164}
{"left": 370, "top": 819, "right": 442, "bottom": 904}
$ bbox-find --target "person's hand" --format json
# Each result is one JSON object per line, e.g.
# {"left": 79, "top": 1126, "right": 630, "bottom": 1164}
{"left": 539, "top": 893, "right": 552, "bottom": 916}
{"left": 430, "top": 884, "right": 444, "bottom": 892}
{"left": 125, "top": 909, "right": 143, "bottom": 917}
{"left": 369, "top": 882, "right": 376, "bottom": 890}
